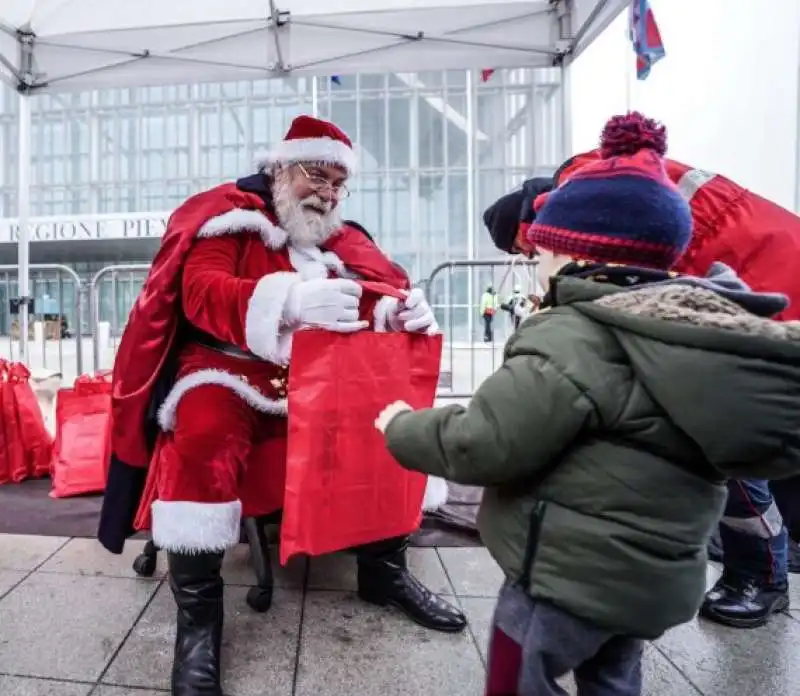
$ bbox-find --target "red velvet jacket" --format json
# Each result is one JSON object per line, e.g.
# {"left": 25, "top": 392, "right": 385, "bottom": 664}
{"left": 550, "top": 150, "right": 800, "bottom": 320}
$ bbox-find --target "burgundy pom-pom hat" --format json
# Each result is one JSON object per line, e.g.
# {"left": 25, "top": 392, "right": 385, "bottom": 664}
{"left": 257, "top": 115, "right": 358, "bottom": 175}
{"left": 528, "top": 111, "right": 692, "bottom": 270}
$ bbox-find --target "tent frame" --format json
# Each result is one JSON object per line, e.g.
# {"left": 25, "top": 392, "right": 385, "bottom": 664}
{"left": 5, "top": 0, "right": 620, "bottom": 363}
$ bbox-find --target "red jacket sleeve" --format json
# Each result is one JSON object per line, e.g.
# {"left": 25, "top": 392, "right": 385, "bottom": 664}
{"left": 181, "top": 235, "right": 303, "bottom": 363}
{"left": 181, "top": 235, "right": 257, "bottom": 351}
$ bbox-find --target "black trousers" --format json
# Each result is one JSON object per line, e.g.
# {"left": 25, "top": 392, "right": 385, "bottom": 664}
{"left": 483, "top": 314, "right": 494, "bottom": 341}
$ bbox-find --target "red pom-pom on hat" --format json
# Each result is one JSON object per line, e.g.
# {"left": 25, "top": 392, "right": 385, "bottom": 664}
{"left": 600, "top": 111, "right": 667, "bottom": 159}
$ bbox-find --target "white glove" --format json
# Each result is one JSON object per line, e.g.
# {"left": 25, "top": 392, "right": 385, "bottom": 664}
{"left": 390, "top": 288, "right": 439, "bottom": 334}
{"left": 375, "top": 400, "right": 414, "bottom": 434}
{"left": 283, "top": 278, "right": 368, "bottom": 333}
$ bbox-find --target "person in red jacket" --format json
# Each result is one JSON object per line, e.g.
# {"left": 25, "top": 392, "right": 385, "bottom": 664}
{"left": 99, "top": 115, "right": 465, "bottom": 696}
{"left": 484, "top": 111, "right": 800, "bottom": 630}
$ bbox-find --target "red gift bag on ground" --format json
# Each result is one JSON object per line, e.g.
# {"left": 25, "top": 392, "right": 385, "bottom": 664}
{"left": 0, "top": 360, "right": 28, "bottom": 483}
{"left": 280, "top": 284, "right": 443, "bottom": 565}
{"left": 50, "top": 372, "right": 112, "bottom": 498}
{"left": 0, "top": 361, "right": 15, "bottom": 484}
{"left": 8, "top": 362, "right": 53, "bottom": 479}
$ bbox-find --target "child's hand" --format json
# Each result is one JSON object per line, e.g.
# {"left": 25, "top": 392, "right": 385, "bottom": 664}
{"left": 375, "top": 401, "right": 413, "bottom": 434}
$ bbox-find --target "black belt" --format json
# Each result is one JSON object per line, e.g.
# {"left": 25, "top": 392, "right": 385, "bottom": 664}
{"left": 187, "top": 327, "right": 261, "bottom": 361}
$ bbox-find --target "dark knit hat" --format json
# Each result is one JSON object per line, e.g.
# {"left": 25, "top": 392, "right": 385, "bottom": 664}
{"left": 482, "top": 177, "right": 553, "bottom": 254}
{"left": 528, "top": 112, "right": 692, "bottom": 270}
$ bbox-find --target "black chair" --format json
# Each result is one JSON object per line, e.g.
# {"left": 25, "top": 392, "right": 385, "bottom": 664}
{"left": 132, "top": 513, "right": 278, "bottom": 612}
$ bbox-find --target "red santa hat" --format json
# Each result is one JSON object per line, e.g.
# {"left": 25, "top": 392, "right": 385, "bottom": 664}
{"left": 257, "top": 115, "right": 358, "bottom": 175}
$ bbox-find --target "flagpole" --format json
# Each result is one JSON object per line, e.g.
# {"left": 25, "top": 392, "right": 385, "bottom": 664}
{"left": 625, "top": 6, "right": 634, "bottom": 111}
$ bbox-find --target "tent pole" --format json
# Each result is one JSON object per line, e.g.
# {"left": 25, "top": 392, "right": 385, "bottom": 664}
{"left": 559, "top": 63, "right": 572, "bottom": 164}
{"left": 795, "top": 32, "right": 800, "bottom": 213}
{"left": 17, "top": 92, "right": 32, "bottom": 365}
{"left": 465, "top": 68, "right": 476, "bottom": 345}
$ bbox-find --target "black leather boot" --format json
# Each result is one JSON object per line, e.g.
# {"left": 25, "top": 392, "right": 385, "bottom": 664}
{"left": 168, "top": 552, "right": 224, "bottom": 696}
{"left": 356, "top": 538, "right": 467, "bottom": 633}
{"left": 700, "top": 575, "right": 790, "bottom": 628}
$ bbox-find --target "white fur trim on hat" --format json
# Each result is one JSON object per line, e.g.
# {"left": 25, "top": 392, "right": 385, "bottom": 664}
{"left": 157, "top": 368, "right": 288, "bottom": 431}
{"left": 256, "top": 137, "right": 358, "bottom": 174}
{"left": 197, "top": 208, "right": 288, "bottom": 249}
{"left": 151, "top": 499, "right": 242, "bottom": 553}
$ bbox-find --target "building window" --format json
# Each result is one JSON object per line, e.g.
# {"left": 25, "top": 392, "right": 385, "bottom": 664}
{"left": 0, "top": 68, "right": 565, "bottom": 342}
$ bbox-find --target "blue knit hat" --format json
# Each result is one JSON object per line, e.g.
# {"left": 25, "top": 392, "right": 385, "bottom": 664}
{"left": 528, "top": 112, "right": 692, "bottom": 270}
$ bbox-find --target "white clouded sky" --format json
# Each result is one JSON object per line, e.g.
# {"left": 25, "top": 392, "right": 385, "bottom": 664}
{"left": 569, "top": 0, "right": 800, "bottom": 211}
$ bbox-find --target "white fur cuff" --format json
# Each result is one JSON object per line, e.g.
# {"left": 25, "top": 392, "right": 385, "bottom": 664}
{"left": 151, "top": 499, "right": 242, "bottom": 553}
{"left": 245, "top": 272, "right": 303, "bottom": 365}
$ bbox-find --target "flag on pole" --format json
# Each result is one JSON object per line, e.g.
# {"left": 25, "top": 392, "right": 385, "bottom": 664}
{"left": 481, "top": 69, "right": 495, "bottom": 83}
{"left": 629, "top": 0, "right": 665, "bottom": 80}
{"left": 331, "top": 76, "right": 342, "bottom": 85}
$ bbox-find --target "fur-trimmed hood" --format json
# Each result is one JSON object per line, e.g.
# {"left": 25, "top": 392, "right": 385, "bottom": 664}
{"left": 594, "top": 281, "right": 800, "bottom": 344}
{"left": 553, "top": 268, "right": 800, "bottom": 481}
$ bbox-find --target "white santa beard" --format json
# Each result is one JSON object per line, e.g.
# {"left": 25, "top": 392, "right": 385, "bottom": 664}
{"left": 273, "top": 174, "right": 341, "bottom": 248}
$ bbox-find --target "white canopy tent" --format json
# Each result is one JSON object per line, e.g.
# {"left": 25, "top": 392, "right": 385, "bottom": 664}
{"left": 0, "top": 0, "right": 631, "bottom": 360}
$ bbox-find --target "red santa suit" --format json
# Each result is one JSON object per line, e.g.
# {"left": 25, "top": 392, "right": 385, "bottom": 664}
{"left": 98, "top": 122, "right": 448, "bottom": 556}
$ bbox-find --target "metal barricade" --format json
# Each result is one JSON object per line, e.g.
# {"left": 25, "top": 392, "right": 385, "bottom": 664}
{"left": 90, "top": 264, "right": 151, "bottom": 372}
{"left": 0, "top": 264, "right": 84, "bottom": 380}
{"left": 86, "top": 258, "right": 539, "bottom": 398}
{"left": 424, "top": 258, "right": 539, "bottom": 399}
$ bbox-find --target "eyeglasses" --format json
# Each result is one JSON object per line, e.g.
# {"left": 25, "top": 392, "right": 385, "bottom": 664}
{"left": 296, "top": 163, "right": 350, "bottom": 200}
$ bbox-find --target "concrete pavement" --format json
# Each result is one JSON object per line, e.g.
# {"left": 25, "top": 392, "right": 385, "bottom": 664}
{"left": 0, "top": 533, "right": 798, "bottom": 695}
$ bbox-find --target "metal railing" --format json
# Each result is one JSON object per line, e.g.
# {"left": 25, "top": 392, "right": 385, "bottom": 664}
{"left": 0, "top": 264, "right": 85, "bottom": 379}
{"left": 425, "top": 258, "right": 540, "bottom": 399}
{"left": 90, "top": 264, "right": 151, "bottom": 372}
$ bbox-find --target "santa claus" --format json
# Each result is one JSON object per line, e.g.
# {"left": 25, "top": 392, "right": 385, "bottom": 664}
{"left": 98, "top": 115, "right": 466, "bottom": 696}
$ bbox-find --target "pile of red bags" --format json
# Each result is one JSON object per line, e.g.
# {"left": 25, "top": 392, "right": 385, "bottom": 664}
{"left": 50, "top": 372, "right": 112, "bottom": 498}
{"left": 0, "top": 360, "right": 54, "bottom": 485}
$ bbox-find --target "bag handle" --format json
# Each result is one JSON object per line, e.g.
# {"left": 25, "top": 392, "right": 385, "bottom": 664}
{"left": 74, "top": 371, "right": 113, "bottom": 394}
{"left": 357, "top": 281, "right": 409, "bottom": 333}
{"left": 8, "top": 362, "right": 30, "bottom": 384}
{"left": 357, "top": 280, "right": 407, "bottom": 300}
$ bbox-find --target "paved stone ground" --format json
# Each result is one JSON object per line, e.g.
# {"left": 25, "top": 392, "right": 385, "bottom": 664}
{"left": 0, "top": 533, "right": 798, "bottom": 695}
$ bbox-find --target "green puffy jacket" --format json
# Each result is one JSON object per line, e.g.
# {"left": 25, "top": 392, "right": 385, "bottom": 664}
{"left": 385, "top": 275, "right": 800, "bottom": 639}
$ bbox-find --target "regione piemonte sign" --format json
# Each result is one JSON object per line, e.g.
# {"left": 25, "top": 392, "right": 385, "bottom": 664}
{"left": 0, "top": 213, "right": 170, "bottom": 243}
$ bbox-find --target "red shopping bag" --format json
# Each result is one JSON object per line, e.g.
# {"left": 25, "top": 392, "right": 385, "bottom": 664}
{"left": 8, "top": 362, "right": 53, "bottom": 479}
{"left": 0, "top": 360, "right": 12, "bottom": 484}
{"left": 0, "top": 361, "right": 28, "bottom": 483}
{"left": 50, "top": 373, "right": 112, "bottom": 498}
{"left": 280, "top": 282, "right": 443, "bottom": 565}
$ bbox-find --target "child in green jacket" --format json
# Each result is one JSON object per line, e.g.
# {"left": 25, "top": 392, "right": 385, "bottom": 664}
{"left": 374, "top": 113, "right": 800, "bottom": 696}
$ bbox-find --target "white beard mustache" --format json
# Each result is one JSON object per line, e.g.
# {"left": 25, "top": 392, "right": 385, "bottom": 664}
{"left": 273, "top": 171, "right": 341, "bottom": 248}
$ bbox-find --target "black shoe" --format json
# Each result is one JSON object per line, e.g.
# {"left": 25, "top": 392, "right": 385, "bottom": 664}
{"left": 356, "top": 540, "right": 467, "bottom": 633}
{"left": 700, "top": 576, "right": 790, "bottom": 629}
{"left": 168, "top": 552, "right": 224, "bottom": 696}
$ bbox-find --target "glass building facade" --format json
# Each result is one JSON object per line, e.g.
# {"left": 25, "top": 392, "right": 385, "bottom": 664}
{"left": 0, "top": 68, "right": 565, "bottom": 340}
